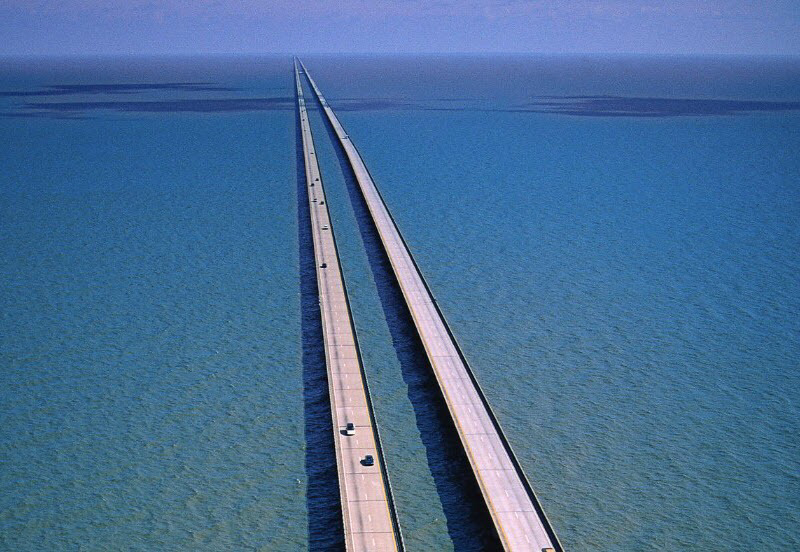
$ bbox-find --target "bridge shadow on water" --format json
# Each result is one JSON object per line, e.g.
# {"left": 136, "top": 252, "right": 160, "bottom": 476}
{"left": 306, "top": 87, "right": 502, "bottom": 551}
{"left": 296, "top": 100, "right": 346, "bottom": 551}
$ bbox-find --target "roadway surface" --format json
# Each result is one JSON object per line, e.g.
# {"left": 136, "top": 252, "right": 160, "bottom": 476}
{"left": 300, "top": 59, "right": 562, "bottom": 552}
{"left": 295, "top": 59, "right": 402, "bottom": 552}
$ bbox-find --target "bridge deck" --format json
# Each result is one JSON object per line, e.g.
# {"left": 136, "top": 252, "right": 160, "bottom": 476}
{"left": 294, "top": 59, "right": 402, "bottom": 552}
{"left": 299, "top": 59, "right": 562, "bottom": 552}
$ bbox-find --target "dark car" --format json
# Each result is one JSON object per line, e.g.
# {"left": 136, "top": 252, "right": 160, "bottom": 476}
{"left": 362, "top": 455, "right": 374, "bottom": 466}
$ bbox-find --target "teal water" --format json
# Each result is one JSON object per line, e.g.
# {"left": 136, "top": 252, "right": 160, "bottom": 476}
{"left": 0, "top": 59, "right": 307, "bottom": 549}
{"left": 2, "top": 55, "right": 799, "bottom": 550}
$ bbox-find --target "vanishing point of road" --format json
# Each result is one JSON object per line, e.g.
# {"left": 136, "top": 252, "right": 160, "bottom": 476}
{"left": 299, "top": 58, "right": 563, "bottom": 552}
{"left": 295, "top": 59, "right": 403, "bottom": 552}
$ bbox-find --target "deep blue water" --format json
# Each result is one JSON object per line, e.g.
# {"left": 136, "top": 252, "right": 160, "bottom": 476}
{"left": 1, "top": 55, "right": 799, "bottom": 550}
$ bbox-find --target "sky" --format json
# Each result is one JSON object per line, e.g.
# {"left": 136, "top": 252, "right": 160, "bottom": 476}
{"left": 1, "top": 0, "right": 799, "bottom": 56}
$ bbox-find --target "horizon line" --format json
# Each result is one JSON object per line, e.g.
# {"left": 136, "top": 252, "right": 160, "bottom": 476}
{"left": 3, "top": 51, "right": 800, "bottom": 60}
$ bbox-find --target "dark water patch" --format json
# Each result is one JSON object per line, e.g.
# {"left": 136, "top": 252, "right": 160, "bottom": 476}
{"left": 330, "top": 98, "right": 484, "bottom": 112}
{"left": 0, "top": 111, "right": 87, "bottom": 119}
{"left": 18, "top": 97, "right": 293, "bottom": 114}
{"left": 0, "top": 82, "right": 239, "bottom": 97}
{"left": 525, "top": 95, "right": 800, "bottom": 116}
{"left": 332, "top": 98, "right": 418, "bottom": 111}
{"left": 306, "top": 75, "right": 501, "bottom": 551}
{"left": 295, "top": 84, "right": 346, "bottom": 550}
{"left": 331, "top": 96, "right": 478, "bottom": 103}
{"left": 280, "top": 93, "right": 800, "bottom": 117}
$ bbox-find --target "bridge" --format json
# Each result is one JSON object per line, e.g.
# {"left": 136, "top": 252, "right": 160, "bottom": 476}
{"left": 294, "top": 59, "right": 404, "bottom": 552}
{"left": 298, "top": 58, "right": 563, "bottom": 552}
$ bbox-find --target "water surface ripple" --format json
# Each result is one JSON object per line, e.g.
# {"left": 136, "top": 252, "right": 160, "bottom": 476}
{"left": 1, "top": 55, "right": 799, "bottom": 550}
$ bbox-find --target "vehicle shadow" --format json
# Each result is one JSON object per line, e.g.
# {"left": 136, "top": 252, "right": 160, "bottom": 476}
{"left": 295, "top": 87, "right": 345, "bottom": 551}
{"left": 306, "top": 87, "right": 502, "bottom": 551}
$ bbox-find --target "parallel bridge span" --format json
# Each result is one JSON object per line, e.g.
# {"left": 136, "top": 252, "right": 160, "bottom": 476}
{"left": 299, "top": 58, "right": 563, "bottom": 552}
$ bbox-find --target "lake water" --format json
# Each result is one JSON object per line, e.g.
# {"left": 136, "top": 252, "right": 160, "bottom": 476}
{"left": 1, "top": 55, "right": 799, "bottom": 550}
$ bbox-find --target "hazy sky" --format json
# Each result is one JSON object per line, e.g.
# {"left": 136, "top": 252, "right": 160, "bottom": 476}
{"left": 2, "top": 0, "right": 799, "bottom": 56}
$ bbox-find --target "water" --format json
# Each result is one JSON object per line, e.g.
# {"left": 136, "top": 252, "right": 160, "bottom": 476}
{"left": 1, "top": 55, "right": 799, "bottom": 550}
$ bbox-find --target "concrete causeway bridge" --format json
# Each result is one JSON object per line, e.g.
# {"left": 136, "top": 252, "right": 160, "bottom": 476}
{"left": 298, "top": 58, "right": 563, "bottom": 552}
{"left": 294, "top": 59, "right": 404, "bottom": 552}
